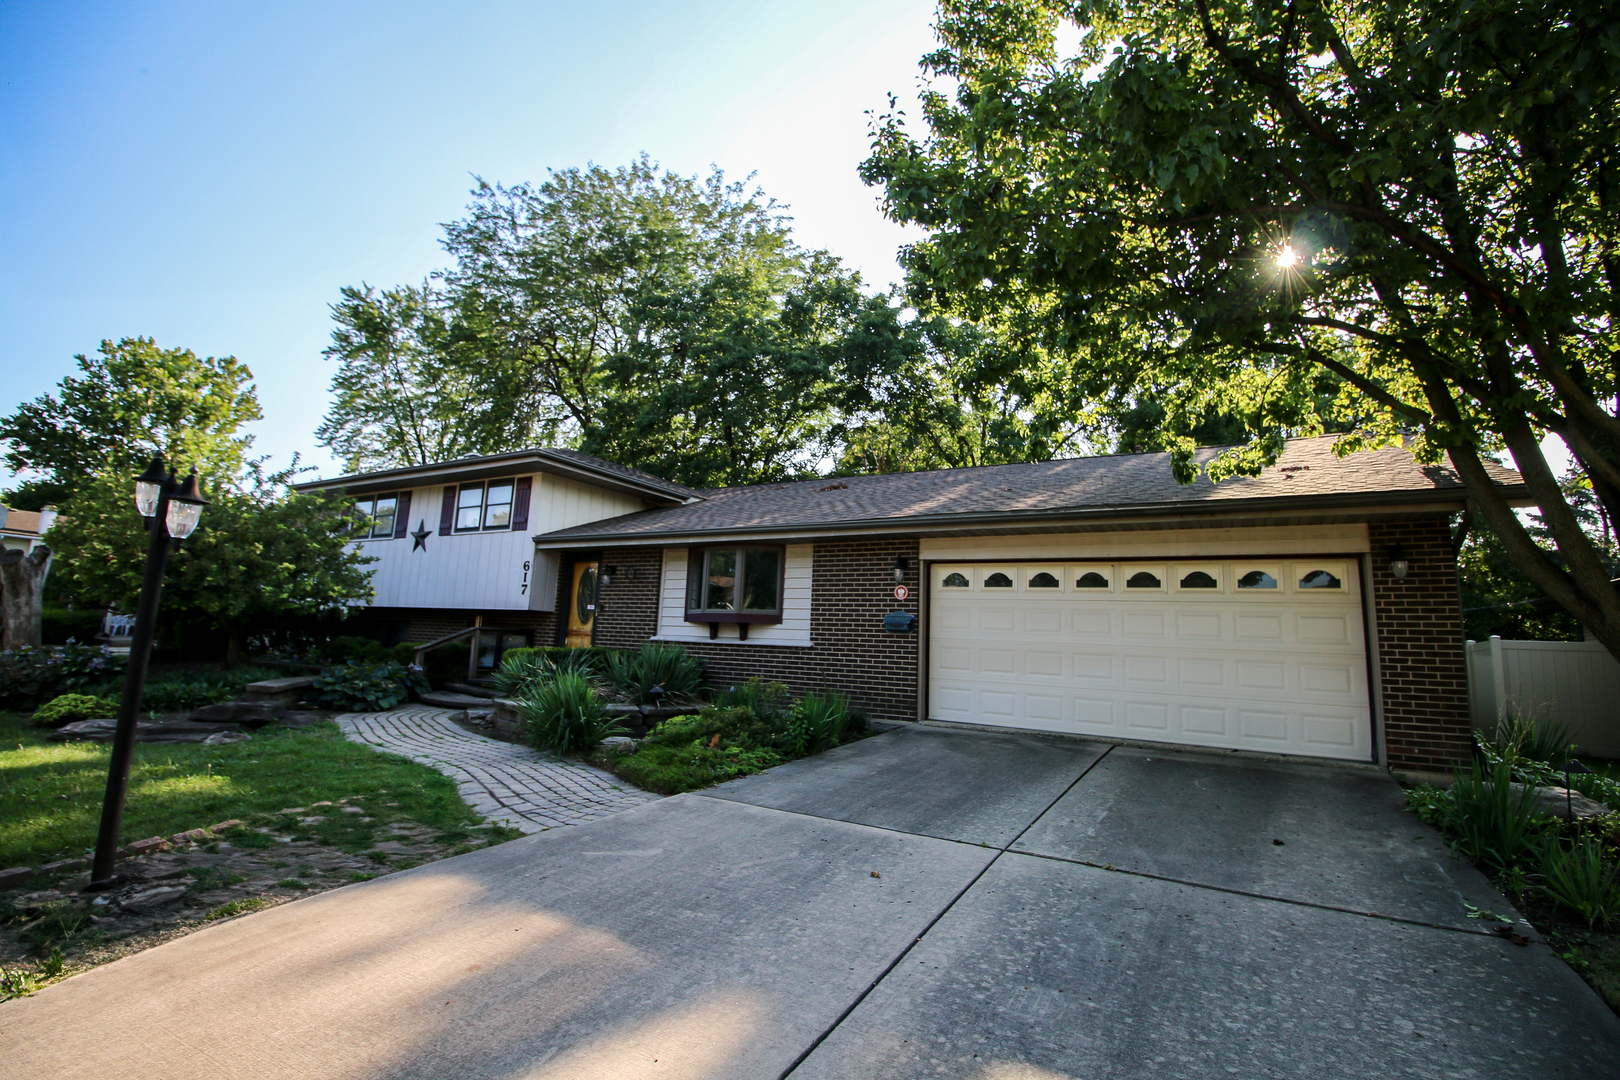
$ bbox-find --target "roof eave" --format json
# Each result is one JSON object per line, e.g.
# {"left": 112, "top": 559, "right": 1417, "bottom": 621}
{"left": 531, "top": 484, "right": 1530, "bottom": 549}
{"left": 293, "top": 450, "right": 691, "bottom": 506}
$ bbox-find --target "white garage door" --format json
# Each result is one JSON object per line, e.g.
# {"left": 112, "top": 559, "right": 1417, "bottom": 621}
{"left": 928, "top": 560, "right": 1372, "bottom": 761}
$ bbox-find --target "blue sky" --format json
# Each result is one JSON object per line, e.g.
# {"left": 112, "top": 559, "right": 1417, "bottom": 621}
{"left": 0, "top": 0, "right": 938, "bottom": 484}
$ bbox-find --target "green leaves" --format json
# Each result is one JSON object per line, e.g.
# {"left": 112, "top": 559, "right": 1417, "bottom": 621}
{"left": 865, "top": 0, "right": 1620, "bottom": 655}
{"left": 0, "top": 337, "right": 260, "bottom": 502}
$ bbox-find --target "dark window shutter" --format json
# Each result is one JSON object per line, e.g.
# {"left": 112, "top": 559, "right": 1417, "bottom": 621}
{"left": 511, "top": 476, "right": 532, "bottom": 530}
{"left": 393, "top": 491, "right": 412, "bottom": 539}
{"left": 439, "top": 488, "right": 456, "bottom": 535}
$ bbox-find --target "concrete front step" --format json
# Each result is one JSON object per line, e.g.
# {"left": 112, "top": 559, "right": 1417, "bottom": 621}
{"left": 419, "top": 691, "right": 498, "bottom": 709}
{"left": 445, "top": 682, "right": 500, "bottom": 699}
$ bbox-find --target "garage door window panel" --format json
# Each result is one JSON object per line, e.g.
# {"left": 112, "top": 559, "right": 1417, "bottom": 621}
{"left": 981, "top": 568, "right": 1016, "bottom": 589}
{"left": 1175, "top": 565, "right": 1223, "bottom": 592}
{"left": 1073, "top": 567, "right": 1114, "bottom": 591}
{"left": 1026, "top": 569, "right": 1062, "bottom": 590}
{"left": 1236, "top": 566, "right": 1281, "bottom": 592}
{"left": 1122, "top": 566, "right": 1166, "bottom": 591}
{"left": 1294, "top": 562, "right": 1347, "bottom": 591}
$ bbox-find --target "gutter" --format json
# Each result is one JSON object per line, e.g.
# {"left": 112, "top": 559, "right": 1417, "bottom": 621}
{"left": 532, "top": 484, "right": 1532, "bottom": 550}
{"left": 293, "top": 449, "right": 695, "bottom": 505}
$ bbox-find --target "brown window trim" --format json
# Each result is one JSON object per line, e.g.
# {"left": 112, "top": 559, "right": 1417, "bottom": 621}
{"left": 684, "top": 545, "right": 787, "bottom": 641}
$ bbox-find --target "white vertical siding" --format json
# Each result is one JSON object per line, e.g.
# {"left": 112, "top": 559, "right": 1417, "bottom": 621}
{"left": 1467, "top": 637, "right": 1620, "bottom": 757}
{"left": 655, "top": 546, "right": 813, "bottom": 646}
{"left": 351, "top": 473, "right": 648, "bottom": 612}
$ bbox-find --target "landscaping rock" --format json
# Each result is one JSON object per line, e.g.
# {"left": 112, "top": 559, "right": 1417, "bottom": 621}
{"left": 49, "top": 718, "right": 250, "bottom": 744}
{"left": 189, "top": 701, "right": 286, "bottom": 725}
{"left": 601, "top": 736, "right": 638, "bottom": 750}
{"left": 119, "top": 837, "right": 170, "bottom": 858}
{"left": 278, "top": 711, "right": 327, "bottom": 728}
{"left": 201, "top": 730, "right": 252, "bottom": 745}
{"left": 1510, "top": 783, "right": 1610, "bottom": 821}
{"left": 241, "top": 676, "right": 316, "bottom": 707}
{"left": 40, "top": 858, "right": 89, "bottom": 875}
{"left": 118, "top": 885, "right": 188, "bottom": 912}
{"left": 0, "top": 867, "right": 35, "bottom": 889}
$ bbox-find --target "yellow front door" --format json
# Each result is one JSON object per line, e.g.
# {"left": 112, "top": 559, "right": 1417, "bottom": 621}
{"left": 565, "top": 561, "right": 598, "bottom": 648}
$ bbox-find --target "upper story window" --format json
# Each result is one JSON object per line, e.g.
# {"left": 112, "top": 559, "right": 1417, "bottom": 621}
{"left": 456, "top": 481, "right": 514, "bottom": 532}
{"left": 685, "top": 546, "right": 784, "bottom": 623}
{"left": 354, "top": 494, "right": 399, "bottom": 539}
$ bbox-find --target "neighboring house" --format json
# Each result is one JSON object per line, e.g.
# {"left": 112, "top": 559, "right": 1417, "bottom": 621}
{"left": 303, "top": 437, "right": 1528, "bottom": 776}
{"left": 0, "top": 505, "right": 56, "bottom": 554}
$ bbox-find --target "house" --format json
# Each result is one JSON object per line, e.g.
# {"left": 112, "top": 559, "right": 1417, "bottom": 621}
{"left": 0, "top": 504, "right": 56, "bottom": 554}
{"left": 300, "top": 437, "right": 1528, "bottom": 776}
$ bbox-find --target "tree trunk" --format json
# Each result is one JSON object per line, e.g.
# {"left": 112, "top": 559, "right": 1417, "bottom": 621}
{"left": 0, "top": 545, "right": 52, "bottom": 650}
{"left": 225, "top": 627, "right": 243, "bottom": 669}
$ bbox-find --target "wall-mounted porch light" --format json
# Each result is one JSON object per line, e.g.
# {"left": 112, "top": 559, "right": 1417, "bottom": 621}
{"left": 892, "top": 555, "right": 910, "bottom": 584}
{"left": 1387, "top": 544, "right": 1410, "bottom": 582}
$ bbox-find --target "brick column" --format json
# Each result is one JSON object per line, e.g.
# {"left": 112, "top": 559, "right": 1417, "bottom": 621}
{"left": 1367, "top": 517, "right": 1471, "bottom": 772}
{"left": 592, "top": 548, "right": 665, "bottom": 647}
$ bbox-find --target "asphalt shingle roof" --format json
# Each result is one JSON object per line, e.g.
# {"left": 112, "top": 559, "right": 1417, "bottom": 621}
{"left": 536, "top": 436, "right": 1523, "bottom": 543}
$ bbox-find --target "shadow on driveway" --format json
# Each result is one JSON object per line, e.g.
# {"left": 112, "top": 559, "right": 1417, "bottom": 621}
{"left": 3, "top": 725, "right": 1617, "bottom": 1079}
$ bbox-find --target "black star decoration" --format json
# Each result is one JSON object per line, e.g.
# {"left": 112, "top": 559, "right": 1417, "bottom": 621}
{"left": 410, "top": 521, "right": 430, "bottom": 551}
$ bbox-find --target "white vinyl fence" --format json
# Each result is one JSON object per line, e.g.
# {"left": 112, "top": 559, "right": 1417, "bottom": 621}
{"left": 1466, "top": 636, "right": 1620, "bottom": 758}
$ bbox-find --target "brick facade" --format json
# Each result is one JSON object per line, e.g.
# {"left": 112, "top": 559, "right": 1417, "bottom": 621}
{"left": 1367, "top": 517, "right": 1472, "bottom": 772}
{"left": 367, "top": 516, "right": 1472, "bottom": 768}
{"left": 591, "top": 539, "right": 923, "bottom": 723}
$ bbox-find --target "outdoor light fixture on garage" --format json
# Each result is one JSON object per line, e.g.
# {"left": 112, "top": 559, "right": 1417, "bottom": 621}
{"left": 893, "top": 555, "right": 909, "bottom": 584}
{"left": 1388, "top": 544, "right": 1411, "bottom": 582}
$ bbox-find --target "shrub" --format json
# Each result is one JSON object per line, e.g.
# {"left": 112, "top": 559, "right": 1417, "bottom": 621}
{"left": 1446, "top": 760, "right": 1552, "bottom": 873}
{"left": 138, "top": 667, "right": 285, "bottom": 714}
{"left": 313, "top": 661, "right": 429, "bottom": 712}
{"left": 0, "top": 644, "right": 125, "bottom": 709}
{"left": 603, "top": 642, "right": 705, "bottom": 703}
{"left": 712, "top": 678, "right": 791, "bottom": 724}
{"left": 308, "top": 636, "right": 416, "bottom": 666}
{"left": 643, "top": 706, "right": 774, "bottom": 750}
{"left": 607, "top": 741, "right": 785, "bottom": 795}
{"left": 492, "top": 647, "right": 607, "bottom": 697}
{"left": 1539, "top": 835, "right": 1620, "bottom": 927}
{"left": 779, "top": 691, "right": 864, "bottom": 756}
{"left": 41, "top": 608, "right": 105, "bottom": 646}
{"left": 31, "top": 693, "right": 120, "bottom": 727}
{"left": 513, "top": 670, "right": 623, "bottom": 754}
{"left": 1481, "top": 711, "right": 1577, "bottom": 769}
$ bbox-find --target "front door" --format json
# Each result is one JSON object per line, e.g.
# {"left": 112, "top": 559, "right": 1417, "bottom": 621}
{"left": 566, "top": 561, "right": 599, "bottom": 648}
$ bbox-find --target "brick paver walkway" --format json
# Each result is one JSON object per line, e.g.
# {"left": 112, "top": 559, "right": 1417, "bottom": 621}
{"left": 336, "top": 705, "right": 659, "bottom": 832}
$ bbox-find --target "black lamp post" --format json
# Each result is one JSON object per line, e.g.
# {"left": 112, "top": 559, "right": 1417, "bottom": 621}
{"left": 86, "top": 455, "right": 208, "bottom": 890}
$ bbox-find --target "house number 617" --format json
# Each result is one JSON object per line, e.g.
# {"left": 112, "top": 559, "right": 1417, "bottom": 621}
{"left": 520, "top": 560, "right": 530, "bottom": 595}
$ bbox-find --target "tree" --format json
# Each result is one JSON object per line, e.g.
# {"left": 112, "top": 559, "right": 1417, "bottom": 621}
{"left": 862, "top": 0, "right": 1620, "bottom": 658}
{"left": 835, "top": 312, "right": 1088, "bottom": 474}
{"left": 319, "top": 157, "right": 924, "bottom": 488}
{"left": 0, "top": 337, "right": 260, "bottom": 501}
{"left": 0, "top": 546, "right": 51, "bottom": 650}
{"left": 316, "top": 283, "right": 483, "bottom": 472}
{"left": 3, "top": 342, "right": 374, "bottom": 663}
{"left": 43, "top": 468, "right": 375, "bottom": 665}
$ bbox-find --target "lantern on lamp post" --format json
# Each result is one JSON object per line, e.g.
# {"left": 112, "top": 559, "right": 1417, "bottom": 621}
{"left": 87, "top": 455, "right": 209, "bottom": 890}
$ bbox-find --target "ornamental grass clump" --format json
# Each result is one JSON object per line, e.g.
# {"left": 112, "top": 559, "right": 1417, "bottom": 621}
{"left": 513, "top": 670, "right": 624, "bottom": 754}
{"left": 1539, "top": 834, "right": 1620, "bottom": 928}
{"left": 1443, "top": 759, "right": 1551, "bottom": 874}
{"left": 604, "top": 642, "right": 705, "bottom": 703}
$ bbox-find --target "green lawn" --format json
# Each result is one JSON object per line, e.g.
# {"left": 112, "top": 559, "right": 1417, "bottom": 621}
{"left": 0, "top": 710, "right": 496, "bottom": 870}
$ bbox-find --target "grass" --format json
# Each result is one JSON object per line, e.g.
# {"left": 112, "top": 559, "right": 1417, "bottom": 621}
{"left": 0, "top": 709, "right": 513, "bottom": 871}
{"left": 205, "top": 897, "right": 272, "bottom": 921}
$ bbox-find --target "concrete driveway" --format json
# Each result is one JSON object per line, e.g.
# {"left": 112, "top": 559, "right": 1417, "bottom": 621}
{"left": 5, "top": 726, "right": 1618, "bottom": 1079}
